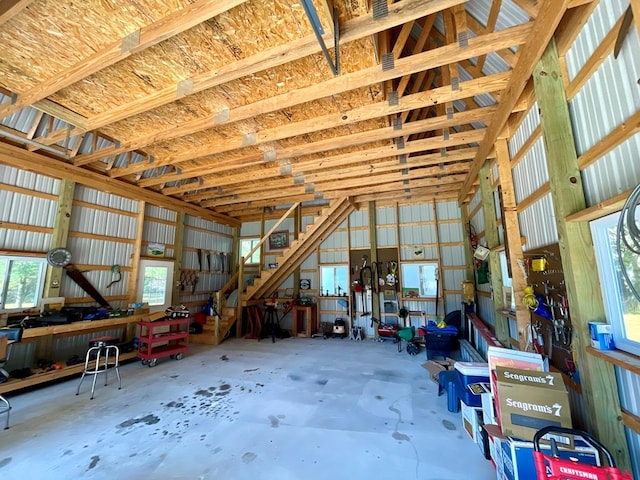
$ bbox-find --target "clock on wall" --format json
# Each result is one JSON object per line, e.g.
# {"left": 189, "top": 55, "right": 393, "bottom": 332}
{"left": 299, "top": 279, "right": 311, "bottom": 290}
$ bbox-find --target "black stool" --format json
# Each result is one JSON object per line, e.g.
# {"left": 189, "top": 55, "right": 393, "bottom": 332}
{"left": 76, "top": 336, "right": 121, "bottom": 399}
{"left": 264, "top": 304, "right": 278, "bottom": 343}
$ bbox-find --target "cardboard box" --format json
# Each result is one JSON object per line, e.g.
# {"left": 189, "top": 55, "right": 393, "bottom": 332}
{"left": 482, "top": 392, "right": 498, "bottom": 426}
{"left": 487, "top": 347, "right": 546, "bottom": 427}
{"left": 495, "top": 366, "right": 571, "bottom": 442}
{"left": 461, "top": 401, "right": 483, "bottom": 442}
{"left": 500, "top": 435, "right": 600, "bottom": 480}
{"left": 588, "top": 321, "right": 615, "bottom": 350}
{"left": 422, "top": 357, "right": 455, "bottom": 384}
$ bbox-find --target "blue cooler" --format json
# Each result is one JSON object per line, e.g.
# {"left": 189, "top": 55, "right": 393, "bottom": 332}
{"left": 454, "top": 362, "right": 489, "bottom": 407}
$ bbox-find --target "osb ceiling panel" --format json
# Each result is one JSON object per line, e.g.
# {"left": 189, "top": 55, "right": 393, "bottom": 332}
{"left": 0, "top": 0, "right": 565, "bottom": 223}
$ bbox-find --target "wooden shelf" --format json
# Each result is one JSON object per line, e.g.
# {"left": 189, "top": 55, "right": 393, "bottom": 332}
{"left": 565, "top": 189, "right": 631, "bottom": 223}
{"left": 586, "top": 346, "right": 640, "bottom": 376}
{"left": 0, "top": 351, "right": 138, "bottom": 394}
{"left": 21, "top": 311, "right": 150, "bottom": 339}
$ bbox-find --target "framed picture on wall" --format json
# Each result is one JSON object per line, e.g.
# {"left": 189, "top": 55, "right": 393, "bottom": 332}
{"left": 269, "top": 230, "right": 289, "bottom": 249}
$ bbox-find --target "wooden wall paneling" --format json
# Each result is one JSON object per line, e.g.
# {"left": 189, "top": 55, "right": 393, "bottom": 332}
{"left": 533, "top": 39, "right": 631, "bottom": 470}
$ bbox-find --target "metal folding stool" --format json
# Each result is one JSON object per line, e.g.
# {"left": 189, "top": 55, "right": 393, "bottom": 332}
{"left": 76, "top": 337, "right": 121, "bottom": 400}
{"left": 0, "top": 326, "right": 23, "bottom": 429}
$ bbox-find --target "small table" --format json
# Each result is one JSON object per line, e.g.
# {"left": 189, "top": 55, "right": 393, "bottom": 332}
{"left": 291, "top": 304, "right": 317, "bottom": 337}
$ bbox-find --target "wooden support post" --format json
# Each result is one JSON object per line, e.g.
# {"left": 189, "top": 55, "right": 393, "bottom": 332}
{"left": 172, "top": 212, "right": 185, "bottom": 306}
{"left": 461, "top": 204, "right": 476, "bottom": 286}
{"left": 533, "top": 39, "right": 630, "bottom": 470}
{"left": 495, "top": 139, "right": 527, "bottom": 349}
{"left": 368, "top": 202, "right": 380, "bottom": 326}
{"left": 293, "top": 204, "right": 301, "bottom": 298}
{"left": 479, "top": 162, "right": 508, "bottom": 344}
{"left": 236, "top": 256, "right": 245, "bottom": 338}
{"left": 127, "top": 201, "right": 146, "bottom": 305}
{"left": 432, "top": 200, "right": 444, "bottom": 319}
{"left": 43, "top": 179, "right": 75, "bottom": 299}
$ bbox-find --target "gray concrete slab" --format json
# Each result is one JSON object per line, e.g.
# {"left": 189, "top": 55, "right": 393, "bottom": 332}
{"left": 0, "top": 337, "right": 496, "bottom": 479}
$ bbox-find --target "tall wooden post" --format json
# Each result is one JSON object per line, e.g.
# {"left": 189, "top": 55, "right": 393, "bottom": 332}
{"left": 495, "top": 139, "right": 528, "bottom": 349}
{"left": 172, "top": 211, "right": 185, "bottom": 306}
{"left": 127, "top": 201, "right": 145, "bottom": 305}
{"left": 43, "top": 179, "right": 75, "bottom": 299}
{"left": 368, "top": 201, "right": 380, "bottom": 324}
{"left": 533, "top": 39, "right": 630, "bottom": 469}
{"left": 479, "top": 163, "right": 508, "bottom": 344}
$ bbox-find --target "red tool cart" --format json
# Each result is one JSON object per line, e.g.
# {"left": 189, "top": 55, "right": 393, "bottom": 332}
{"left": 533, "top": 426, "right": 633, "bottom": 480}
{"left": 137, "top": 315, "right": 189, "bottom": 368}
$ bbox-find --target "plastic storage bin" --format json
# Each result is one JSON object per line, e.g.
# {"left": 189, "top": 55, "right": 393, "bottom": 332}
{"left": 422, "top": 325, "right": 458, "bottom": 359}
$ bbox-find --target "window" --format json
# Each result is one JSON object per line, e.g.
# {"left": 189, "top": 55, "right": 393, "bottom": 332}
{"left": 400, "top": 262, "right": 439, "bottom": 297}
{"left": 319, "top": 265, "right": 348, "bottom": 296}
{"left": 0, "top": 256, "right": 47, "bottom": 311}
{"left": 137, "top": 259, "right": 174, "bottom": 313}
{"left": 240, "top": 238, "right": 261, "bottom": 264}
{"left": 591, "top": 211, "right": 640, "bottom": 356}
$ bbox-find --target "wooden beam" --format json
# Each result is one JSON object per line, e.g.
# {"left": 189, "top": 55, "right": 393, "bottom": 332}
{"left": 171, "top": 212, "right": 185, "bottom": 306}
{"left": 0, "top": 0, "right": 250, "bottom": 122}
{"left": 0, "top": 0, "right": 32, "bottom": 27}
{"left": 577, "top": 109, "right": 640, "bottom": 170}
{"left": 80, "top": 0, "right": 465, "bottom": 133}
{"left": 43, "top": 179, "right": 75, "bottom": 299}
{"left": 565, "top": 188, "right": 634, "bottom": 223}
{"left": 459, "top": 0, "right": 571, "bottom": 202}
{"left": 479, "top": 162, "right": 508, "bottom": 344}
{"left": 495, "top": 138, "right": 529, "bottom": 348}
{"left": 117, "top": 72, "right": 510, "bottom": 181}
{"left": 127, "top": 201, "right": 146, "bottom": 304}
{"left": 75, "top": 23, "right": 532, "bottom": 168}
{"left": 533, "top": 38, "right": 631, "bottom": 470}
{"left": 0, "top": 143, "right": 240, "bottom": 227}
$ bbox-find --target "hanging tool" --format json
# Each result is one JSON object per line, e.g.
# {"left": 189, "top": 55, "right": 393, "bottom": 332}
{"left": 197, "top": 249, "right": 203, "bottom": 272}
{"left": 434, "top": 266, "right": 439, "bottom": 318}
{"left": 106, "top": 264, "right": 121, "bottom": 289}
{"left": 614, "top": 6, "right": 634, "bottom": 59}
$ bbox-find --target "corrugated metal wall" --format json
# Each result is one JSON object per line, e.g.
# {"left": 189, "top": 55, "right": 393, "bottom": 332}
{"left": 63, "top": 185, "right": 139, "bottom": 309}
{"left": 0, "top": 165, "right": 59, "bottom": 251}
{"left": 496, "top": 1, "right": 640, "bottom": 474}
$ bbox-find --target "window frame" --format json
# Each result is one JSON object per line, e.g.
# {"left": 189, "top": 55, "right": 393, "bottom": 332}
{"left": 319, "top": 264, "right": 349, "bottom": 297}
{"left": 239, "top": 237, "right": 261, "bottom": 265}
{"left": 136, "top": 259, "right": 174, "bottom": 313}
{"left": 0, "top": 255, "right": 47, "bottom": 312}
{"left": 590, "top": 211, "right": 640, "bottom": 357}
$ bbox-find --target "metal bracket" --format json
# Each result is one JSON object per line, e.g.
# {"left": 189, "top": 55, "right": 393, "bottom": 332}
{"left": 301, "top": 2, "right": 340, "bottom": 76}
{"left": 177, "top": 78, "right": 194, "bottom": 97}
{"left": 121, "top": 30, "right": 141, "bottom": 53}
{"left": 388, "top": 91, "right": 399, "bottom": 106}
{"left": 382, "top": 52, "right": 395, "bottom": 71}
{"left": 373, "top": 0, "right": 389, "bottom": 19}
{"left": 214, "top": 109, "right": 230, "bottom": 124}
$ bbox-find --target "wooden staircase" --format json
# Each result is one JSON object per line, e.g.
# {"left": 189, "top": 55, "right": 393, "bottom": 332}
{"left": 190, "top": 197, "right": 355, "bottom": 345}
{"left": 189, "top": 300, "right": 237, "bottom": 346}
{"left": 242, "top": 197, "right": 355, "bottom": 304}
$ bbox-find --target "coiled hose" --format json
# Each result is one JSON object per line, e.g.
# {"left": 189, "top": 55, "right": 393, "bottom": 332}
{"left": 617, "top": 183, "right": 640, "bottom": 302}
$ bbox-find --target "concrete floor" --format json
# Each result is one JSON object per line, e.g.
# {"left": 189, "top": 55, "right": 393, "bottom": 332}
{"left": 0, "top": 337, "right": 496, "bottom": 480}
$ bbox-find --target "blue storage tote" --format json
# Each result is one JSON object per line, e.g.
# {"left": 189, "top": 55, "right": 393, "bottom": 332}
{"left": 421, "top": 325, "right": 458, "bottom": 359}
{"left": 454, "top": 362, "right": 489, "bottom": 407}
